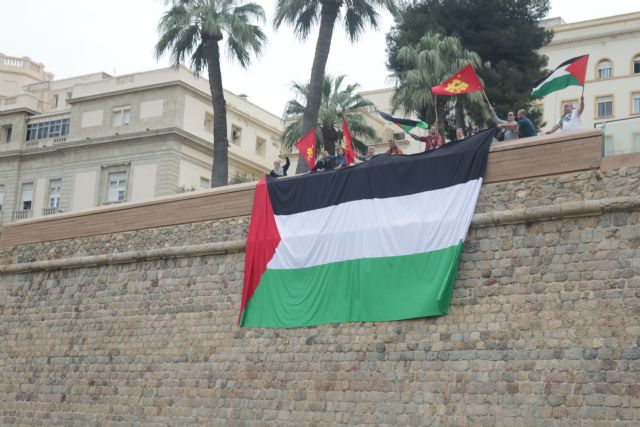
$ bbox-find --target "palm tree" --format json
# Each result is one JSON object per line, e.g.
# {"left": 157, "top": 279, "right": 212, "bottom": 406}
{"left": 390, "top": 32, "right": 484, "bottom": 138}
{"left": 274, "top": 0, "right": 398, "bottom": 171}
{"left": 155, "top": 0, "right": 266, "bottom": 187}
{"left": 282, "top": 74, "right": 377, "bottom": 162}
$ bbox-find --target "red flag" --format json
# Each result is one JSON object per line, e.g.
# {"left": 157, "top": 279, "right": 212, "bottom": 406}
{"left": 432, "top": 64, "right": 483, "bottom": 96}
{"left": 295, "top": 128, "right": 316, "bottom": 170}
{"left": 341, "top": 118, "right": 356, "bottom": 166}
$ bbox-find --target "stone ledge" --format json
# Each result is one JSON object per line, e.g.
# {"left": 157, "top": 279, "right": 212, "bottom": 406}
{"left": 472, "top": 195, "right": 640, "bottom": 228}
{"left": 0, "top": 240, "right": 245, "bottom": 274}
{"left": 3, "top": 195, "right": 638, "bottom": 274}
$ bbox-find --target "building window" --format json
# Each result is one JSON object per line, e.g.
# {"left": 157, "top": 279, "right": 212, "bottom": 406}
{"left": 48, "top": 179, "right": 62, "bottom": 209}
{"left": 112, "top": 106, "right": 131, "bottom": 127}
{"left": 2, "top": 125, "right": 11, "bottom": 143}
{"left": 26, "top": 118, "right": 70, "bottom": 141}
{"left": 65, "top": 91, "right": 72, "bottom": 106}
{"left": 603, "top": 136, "right": 614, "bottom": 156}
{"left": 255, "top": 136, "right": 266, "bottom": 156}
{"left": 107, "top": 172, "right": 127, "bottom": 202}
{"left": 597, "top": 60, "right": 612, "bottom": 79}
{"left": 634, "top": 55, "right": 640, "bottom": 74}
{"left": 231, "top": 125, "right": 241, "bottom": 144}
{"left": 199, "top": 176, "right": 210, "bottom": 188}
{"left": 596, "top": 96, "right": 613, "bottom": 118}
{"left": 0, "top": 184, "right": 4, "bottom": 212}
{"left": 53, "top": 94, "right": 59, "bottom": 108}
{"left": 20, "top": 182, "right": 33, "bottom": 211}
{"left": 632, "top": 92, "right": 640, "bottom": 115}
{"left": 204, "top": 113, "right": 213, "bottom": 133}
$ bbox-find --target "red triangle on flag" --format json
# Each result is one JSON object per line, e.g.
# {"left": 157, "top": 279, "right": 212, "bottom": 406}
{"left": 565, "top": 54, "right": 589, "bottom": 86}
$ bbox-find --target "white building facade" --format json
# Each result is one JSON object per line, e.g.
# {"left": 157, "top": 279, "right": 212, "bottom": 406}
{"left": 0, "top": 54, "right": 282, "bottom": 226}
{"left": 538, "top": 12, "right": 640, "bottom": 154}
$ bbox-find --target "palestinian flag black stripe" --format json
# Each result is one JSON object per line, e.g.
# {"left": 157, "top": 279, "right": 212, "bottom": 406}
{"left": 268, "top": 129, "right": 493, "bottom": 216}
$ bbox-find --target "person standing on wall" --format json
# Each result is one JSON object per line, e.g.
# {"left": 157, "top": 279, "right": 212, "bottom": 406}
{"left": 545, "top": 96, "right": 584, "bottom": 134}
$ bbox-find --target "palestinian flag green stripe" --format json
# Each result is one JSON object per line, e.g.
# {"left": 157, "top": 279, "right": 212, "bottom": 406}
{"left": 241, "top": 242, "right": 463, "bottom": 328}
{"left": 532, "top": 73, "right": 581, "bottom": 98}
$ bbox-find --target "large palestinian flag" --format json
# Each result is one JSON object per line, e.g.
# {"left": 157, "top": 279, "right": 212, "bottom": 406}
{"left": 239, "top": 128, "right": 493, "bottom": 328}
{"left": 532, "top": 55, "right": 589, "bottom": 98}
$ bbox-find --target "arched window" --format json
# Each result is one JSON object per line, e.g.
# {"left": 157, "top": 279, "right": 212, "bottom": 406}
{"left": 633, "top": 55, "right": 640, "bottom": 74}
{"left": 597, "top": 60, "right": 612, "bottom": 79}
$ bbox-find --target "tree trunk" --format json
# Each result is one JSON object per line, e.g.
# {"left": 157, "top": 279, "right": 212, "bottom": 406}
{"left": 455, "top": 97, "right": 465, "bottom": 130}
{"left": 204, "top": 39, "right": 229, "bottom": 187}
{"left": 436, "top": 96, "right": 446, "bottom": 140}
{"left": 295, "top": 0, "right": 340, "bottom": 174}
{"left": 323, "top": 126, "right": 339, "bottom": 156}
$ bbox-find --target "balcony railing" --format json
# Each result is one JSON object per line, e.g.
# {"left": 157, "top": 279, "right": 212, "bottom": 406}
{"left": 594, "top": 116, "right": 640, "bottom": 156}
{"left": 42, "top": 207, "right": 62, "bottom": 216}
{"left": 26, "top": 141, "right": 41, "bottom": 150}
{"left": 115, "top": 74, "right": 135, "bottom": 85}
{"left": 102, "top": 200, "right": 126, "bottom": 206}
{"left": 13, "top": 210, "right": 32, "bottom": 221}
{"left": 0, "top": 93, "right": 44, "bottom": 113}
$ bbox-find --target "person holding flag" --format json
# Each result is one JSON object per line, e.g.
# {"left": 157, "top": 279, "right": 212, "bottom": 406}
{"left": 530, "top": 55, "right": 589, "bottom": 134}
{"left": 545, "top": 96, "right": 584, "bottom": 135}
{"left": 545, "top": 97, "right": 585, "bottom": 134}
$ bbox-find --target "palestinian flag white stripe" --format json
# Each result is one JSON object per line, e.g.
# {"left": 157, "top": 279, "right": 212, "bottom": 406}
{"left": 268, "top": 179, "right": 482, "bottom": 270}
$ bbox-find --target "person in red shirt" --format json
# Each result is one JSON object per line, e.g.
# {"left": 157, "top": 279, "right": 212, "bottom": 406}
{"left": 411, "top": 125, "right": 443, "bottom": 152}
{"left": 385, "top": 140, "right": 404, "bottom": 155}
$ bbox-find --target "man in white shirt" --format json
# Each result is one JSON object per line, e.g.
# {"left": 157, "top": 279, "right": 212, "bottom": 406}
{"left": 546, "top": 96, "right": 584, "bottom": 134}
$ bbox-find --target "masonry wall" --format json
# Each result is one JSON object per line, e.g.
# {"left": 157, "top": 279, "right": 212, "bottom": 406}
{"left": 0, "top": 165, "right": 639, "bottom": 426}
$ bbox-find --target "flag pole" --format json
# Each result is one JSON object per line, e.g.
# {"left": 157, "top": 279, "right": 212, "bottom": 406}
{"left": 434, "top": 95, "right": 438, "bottom": 129}
{"left": 482, "top": 89, "right": 492, "bottom": 107}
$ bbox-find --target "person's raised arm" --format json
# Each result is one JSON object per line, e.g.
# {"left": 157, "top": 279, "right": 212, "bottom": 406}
{"left": 577, "top": 95, "right": 584, "bottom": 116}
{"left": 545, "top": 123, "right": 561, "bottom": 135}
{"left": 283, "top": 156, "right": 290, "bottom": 172}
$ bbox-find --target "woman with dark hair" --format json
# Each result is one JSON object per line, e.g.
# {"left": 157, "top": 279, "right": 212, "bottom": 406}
{"left": 385, "top": 140, "right": 404, "bottom": 155}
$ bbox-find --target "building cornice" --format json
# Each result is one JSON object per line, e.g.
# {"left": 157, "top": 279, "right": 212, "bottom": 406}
{"left": 0, "top": 126, "right": 269, "bottom": 174}
{"left": 68, "top": 79, "right": 283, "bottom": 135}
{"left": 548, "top": 12, "right": 640, "bottom": 33}
{"left": 544, "top": 28, "right": 640, "bottom": 48}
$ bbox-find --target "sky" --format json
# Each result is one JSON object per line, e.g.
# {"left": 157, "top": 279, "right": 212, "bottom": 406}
{"left": 1, "top": 1, "right": 638, "bottom": 116}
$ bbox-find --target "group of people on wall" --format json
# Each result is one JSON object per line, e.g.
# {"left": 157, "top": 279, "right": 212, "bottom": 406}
{"left": 269, "top": 97, "right": 585, "bottom": 178}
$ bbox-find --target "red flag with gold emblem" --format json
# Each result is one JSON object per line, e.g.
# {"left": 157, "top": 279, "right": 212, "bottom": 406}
{"left": 295, "top": 129, "right": 316, "bottom": 170}
{"left": 432, "top": 64, "right": 483, "bottom": 96}
{"left": 341, "top": 118, "right": 356, "bottom": 166}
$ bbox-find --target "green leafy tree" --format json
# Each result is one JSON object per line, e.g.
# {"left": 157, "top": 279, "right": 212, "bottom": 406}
{"left": 387, "top": 0, "right": 551, "bottom": 127}
{"left": 156, "top": 0, "right": 266, "bottom": 187}
{"left": 282, "top": 74, "right": 377, "bottom": 159}
{"left": 274, "top": 0, "right": 398, "bottom": 172}
{"left": 390, "top": 32, "right": 484, "bottom": 138}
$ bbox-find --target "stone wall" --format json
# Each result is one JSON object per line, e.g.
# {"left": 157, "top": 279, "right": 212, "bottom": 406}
{"left": 1, "top": 167, "right": 639, "bottom": 426}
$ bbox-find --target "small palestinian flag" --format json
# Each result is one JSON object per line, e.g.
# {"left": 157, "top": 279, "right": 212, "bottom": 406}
{"left": 532, "top": 55, "right": 589, "bottom": 98}
{"left": 239, "top": 128, "right": 494, "bottom": 328}
{"left": 378, "top": 111, "right": 428, "bottom": 133}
